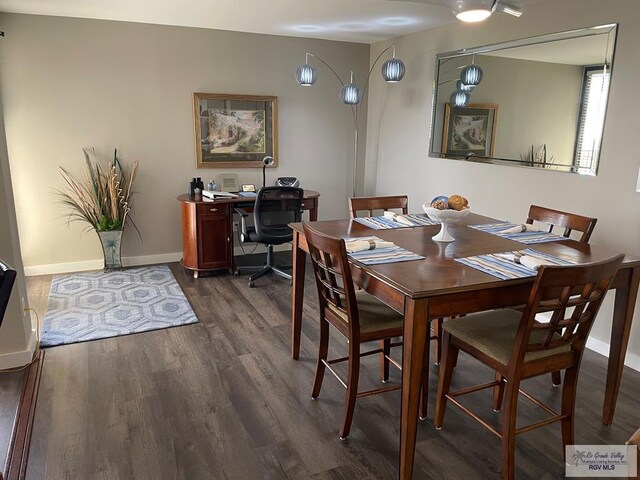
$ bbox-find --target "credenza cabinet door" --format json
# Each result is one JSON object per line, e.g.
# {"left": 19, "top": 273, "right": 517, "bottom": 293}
{"left": 196, "top": 213, "right": 232, "bottom": 270}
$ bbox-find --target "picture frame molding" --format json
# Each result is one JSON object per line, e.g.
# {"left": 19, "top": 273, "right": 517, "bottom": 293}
{"left": 193, "top": 93, "right": 278, "bottom": 168}
{"left": 442, "top": 103, "right": 499, "bottom": 158}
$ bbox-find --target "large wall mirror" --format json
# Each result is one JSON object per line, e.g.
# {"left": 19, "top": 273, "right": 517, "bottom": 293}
{"left": 430, "top": 24, "right": 617, "bottom": 175}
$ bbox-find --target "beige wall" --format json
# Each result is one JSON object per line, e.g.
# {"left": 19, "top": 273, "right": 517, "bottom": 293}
{"left": 0, "top": 14, "right": 369, "bottom": 271}
{"left": 365, "top": 0, "right": 640, "bottom": 362}
{"left": 0, "top": 93, "right": 34, "bottom": 361}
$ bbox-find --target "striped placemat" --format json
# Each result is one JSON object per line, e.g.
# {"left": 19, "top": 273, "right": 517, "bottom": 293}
{"left": 354, "top": 214, "right": 438, "bottom": 230}
{"left": 455, "top": 248, "right": 575, "bottom": 280}
{"left": 345, "top": 236, "right": 425, "bottom": 265}
{"left": 469, "top": 223, "right": 571, "bottom": 244}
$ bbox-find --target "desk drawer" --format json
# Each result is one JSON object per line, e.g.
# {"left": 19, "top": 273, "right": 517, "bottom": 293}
{"left": 301, "top": 198, "right": 316, "bottom": 211}
{"left": 196, "top": 203, "right": 230, "bottom": 216}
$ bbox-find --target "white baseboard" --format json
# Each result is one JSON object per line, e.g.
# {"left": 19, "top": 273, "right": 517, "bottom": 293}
{"left": 0, "top": 324, "right": 37, "bottom": 370}
{"left": 24, "top": 252, "right": 183, "bottom": 276}
{"left": 586, "top": 335, "right": 640, "bottom": 372}
{"left": 24, "top": 245, "right": 293, "bottom": 276}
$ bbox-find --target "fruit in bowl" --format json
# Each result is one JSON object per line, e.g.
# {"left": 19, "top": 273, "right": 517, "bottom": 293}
{"left": 422, "top": 194, "right": 471, "bottom": 242}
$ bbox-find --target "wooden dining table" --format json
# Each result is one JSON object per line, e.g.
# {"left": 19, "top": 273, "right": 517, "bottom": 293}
{"left": 289, "top": 212, "right": 640, "bottom": 479}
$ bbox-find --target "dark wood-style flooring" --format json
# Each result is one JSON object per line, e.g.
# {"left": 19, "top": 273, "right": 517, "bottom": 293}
{"left": 13, "top": 256, "right": 640, "bottom": 479}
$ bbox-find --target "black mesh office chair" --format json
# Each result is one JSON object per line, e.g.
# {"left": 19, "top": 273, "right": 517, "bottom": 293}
{"left": 0, "top": 260, "right": 17, "bottom": 328}
{"left": 235, "top": 186, "right": 304, "bottom": 287}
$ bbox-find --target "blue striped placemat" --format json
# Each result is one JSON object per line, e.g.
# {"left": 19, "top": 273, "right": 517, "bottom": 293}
{"left": 345, "top": 236, "right": 425, "bottom": 265}
{"left": 354, "top": 214, "right": 438, "bottom": 230}
{"left": 455, "top": 248, "right": 575, "bottom": 280}
{"left": 469, "top": 223, "right": 571, "bottom": 244}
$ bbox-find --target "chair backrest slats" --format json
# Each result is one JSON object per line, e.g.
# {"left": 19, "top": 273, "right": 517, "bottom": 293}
{"left": 526, "top": 205, "right": 597, "bottom": 243}
{"left": 349, "top": 195, "right": 409, "bottom": 218}
{"left": 303, "top": 222, "right": 360, "bottom": 335}
{"left": 510, "top": 254, "right": 624, "bottom": 369}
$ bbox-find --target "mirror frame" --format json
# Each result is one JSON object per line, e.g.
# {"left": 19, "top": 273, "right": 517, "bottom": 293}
{"left": 429, "top": 24, "right": 618, "bottom": 175}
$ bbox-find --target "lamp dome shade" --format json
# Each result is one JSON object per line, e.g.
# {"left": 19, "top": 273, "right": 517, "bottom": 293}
{"left": 340, "top": 83, "right": 361, "bottom": 105}
{"left": 460, "top": 64, "right": 483, "bottom": 86}
{"left": 296, "top": 64, "right": 317, "bottom": 86}
{"left": 382, "top": 58, "right": 406, "bottom": 82}
{"left": 450, "top": 90, "right": 470, "bottom": 107}
{"left": 456, "top": 80, "right": 475, "bottom": 92}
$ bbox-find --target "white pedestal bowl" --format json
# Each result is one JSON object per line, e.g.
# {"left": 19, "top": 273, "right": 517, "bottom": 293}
{"left": 423, "top": 205, "right": 471, "bottom": 243}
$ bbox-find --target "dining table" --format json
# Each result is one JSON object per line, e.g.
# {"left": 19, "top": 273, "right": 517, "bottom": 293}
{"left": 289, "top": 212, "right": 640, "bottom": 479}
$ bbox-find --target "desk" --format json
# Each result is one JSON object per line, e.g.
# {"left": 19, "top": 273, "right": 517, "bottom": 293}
{"left": 289, "top": 213, "right": 640, "bottom": 479}
{"left": 177, "top": 190, "right": 319, "bottom": 278}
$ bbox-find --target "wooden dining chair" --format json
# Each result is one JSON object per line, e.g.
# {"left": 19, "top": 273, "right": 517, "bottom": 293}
{"left": 348, "top": 195, "right": 408, "bottom": 218}
{"left": 349, "top": 195, "right": 448, "bottom": 366}
{"left": 302, "top": 221, "right": 430, "bottom": 439}
{"left": 527, "top": 205, "right": 598, "bottom": 385}
{"left": 527, "top": 205, "right": 597, "bottom": 243}
{"left": 434, "top": 254, "right": 623, "bottom": 480}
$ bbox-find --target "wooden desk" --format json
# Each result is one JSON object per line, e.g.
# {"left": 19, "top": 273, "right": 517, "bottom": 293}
{"left": 177, "top": 190, "right": 319, "bottom": 278}
{"left": 289, "top": 213, "right": 640, "bottom": 479}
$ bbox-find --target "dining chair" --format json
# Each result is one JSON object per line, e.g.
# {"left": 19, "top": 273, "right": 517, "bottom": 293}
{"left": 349, "top": 195, "right": 447, "bottom": 365}
{"left": 0, "top": 260, "right": 17, "bottom": 328}
{"left": 302, "top": 221, "right": 430, "bottom": 439}
{"left": 527, "top": 205, "right": 597, "bottom": 243}
{"left": 434, "top": 254, "right": 623, "bottom": 480}
{"left": 527, "top": 205, "right": 598, "bottom": 385}
{"left": 348, "top": 195, "right": 408, "bottom": 218}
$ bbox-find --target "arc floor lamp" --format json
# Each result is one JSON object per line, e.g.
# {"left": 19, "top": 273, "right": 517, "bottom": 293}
{"left": 295, "top": 45, "right": 406, "bottom": 196}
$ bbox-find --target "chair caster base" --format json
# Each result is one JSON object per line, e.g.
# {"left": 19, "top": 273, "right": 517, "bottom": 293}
{"left": 552, "top": 383, "right": 561, "bottom": 388}
{"left": 493, "top": 409, "right": 501, "bottom": 412}
{"left": 435, "top": 426, "right": 442, "bottom": 431}
{"left": 311, "top": 396, "right": 318, "bottom": 401}
{"left": 419, "top": 416, "right": 427, "bottom": 421}
{"left": 381, "top": 379, "right": 388, "bottom": 384}
{"left": 339, "top": 436, "right": 347, "bottom": 441}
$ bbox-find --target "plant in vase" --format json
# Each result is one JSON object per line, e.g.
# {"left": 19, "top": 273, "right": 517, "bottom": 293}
{"left": 58, "top": 147, "right": 141, "bottom": 270}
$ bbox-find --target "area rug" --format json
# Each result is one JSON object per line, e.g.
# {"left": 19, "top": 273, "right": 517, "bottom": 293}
{"left": 40, "top": 265, "right": 198, "bottom": 347}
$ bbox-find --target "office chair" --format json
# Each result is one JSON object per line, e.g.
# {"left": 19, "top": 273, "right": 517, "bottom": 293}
{"left": 235, "top": 186, "right": 304, "bottom": 287}
{"left": 0, "top": 260, "right": 17, "bottom": 328}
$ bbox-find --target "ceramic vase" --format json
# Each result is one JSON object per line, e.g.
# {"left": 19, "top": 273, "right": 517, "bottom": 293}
{"left": 97, "top": 230, "right": 124, "bottom": 270}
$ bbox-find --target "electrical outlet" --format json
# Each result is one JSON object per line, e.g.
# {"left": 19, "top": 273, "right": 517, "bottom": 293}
{"left": 233, "top": 222, "right": 239, "bottom": 232}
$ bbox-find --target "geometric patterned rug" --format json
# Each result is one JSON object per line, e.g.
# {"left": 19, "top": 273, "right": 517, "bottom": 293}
{"left": 40, "top": 265, "right": 198, "bottom": 347}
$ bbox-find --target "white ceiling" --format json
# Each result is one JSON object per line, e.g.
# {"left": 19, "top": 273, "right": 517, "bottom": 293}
{"left": 0, "top": 0, "right": 539, "bottom": 44}
{"left": 485, "top": 35, "right": 609, "bottom": 66}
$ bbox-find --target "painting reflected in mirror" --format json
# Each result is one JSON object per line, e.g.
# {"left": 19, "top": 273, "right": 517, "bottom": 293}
{"left": 430, "top": 24, "right": 617, "bottom": 175}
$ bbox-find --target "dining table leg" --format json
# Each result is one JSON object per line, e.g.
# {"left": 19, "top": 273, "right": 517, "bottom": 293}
{"left": 291, "top": 231, "right": 306, "bottom": 360}
{"left": 602, "top": 265, "right": 640, "bottom": 425}
{"left": 399, "top": 297, "right": 429, "bottom": 479}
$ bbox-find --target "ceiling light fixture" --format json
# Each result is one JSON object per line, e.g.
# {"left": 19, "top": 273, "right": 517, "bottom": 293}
{"left": 452, "top": 0, "right": 523, "bottom": 23}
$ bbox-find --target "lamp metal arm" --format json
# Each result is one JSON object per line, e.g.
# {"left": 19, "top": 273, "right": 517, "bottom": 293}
{"left": 305, "top": 52, "right": 346, "bottom": 88}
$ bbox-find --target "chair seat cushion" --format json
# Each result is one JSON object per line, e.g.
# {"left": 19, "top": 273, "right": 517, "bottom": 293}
{"left": 244, "top": 225, "right": 293, "bottom": 244}
{"left": 442, "top": 309, "right": 571, "bottom": 366}
{"left": 353, "top": 290, "right": 403, "bottom": 335}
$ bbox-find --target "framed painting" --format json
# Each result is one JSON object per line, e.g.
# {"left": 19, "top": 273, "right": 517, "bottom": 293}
{"left": 193, "top": 93, "right": 278, "bottom": 168}
{"left": 442, "top": 103, "right": 498, "bottom": 158}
